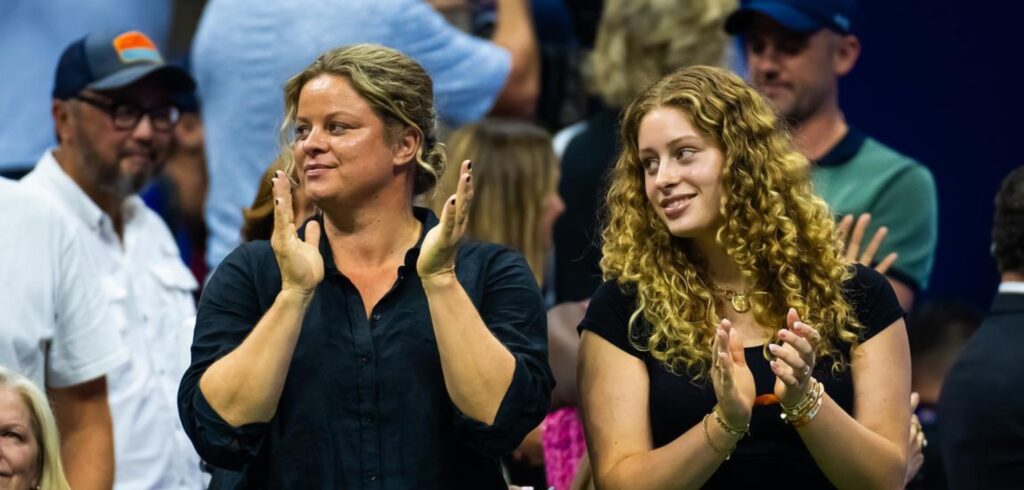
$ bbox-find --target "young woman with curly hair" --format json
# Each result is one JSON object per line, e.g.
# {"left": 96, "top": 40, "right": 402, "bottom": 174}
{"left": 577, "top": 65, "right": 911, "bottom": 489}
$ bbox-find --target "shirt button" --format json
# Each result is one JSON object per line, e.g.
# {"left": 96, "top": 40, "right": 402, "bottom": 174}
{"left": 367, "top": 471, "right": 377, "bottom": 481}
{"left": 360, "top": 355, "right": 370, "bottom": 365}
{"left": 371, "top": 312, "right": 382, "bottom": 322}
{"left": 365, "top": 415, "right": 375, "bottom": 424}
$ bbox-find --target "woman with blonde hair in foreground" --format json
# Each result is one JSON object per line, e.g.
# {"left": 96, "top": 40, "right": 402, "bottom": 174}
{"left": 577, "top": 65, "right": 910, "bottom": 489}
{"left": 0, "top": 366, "right": 70, "bottom": 490}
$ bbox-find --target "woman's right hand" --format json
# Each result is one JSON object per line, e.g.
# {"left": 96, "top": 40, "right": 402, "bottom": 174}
{"left": 711, "top": 319, "right": 755, "bottom": 428}
{"left": 271, "top": 171, "right": 324, "bottom": 294}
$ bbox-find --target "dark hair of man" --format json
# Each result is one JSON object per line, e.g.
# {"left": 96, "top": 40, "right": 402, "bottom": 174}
{"left": 906, "top": 301, "right": 982, "bottom": 360}
{"left": 993, "top": 167, "right": 1024, "bottom": 274}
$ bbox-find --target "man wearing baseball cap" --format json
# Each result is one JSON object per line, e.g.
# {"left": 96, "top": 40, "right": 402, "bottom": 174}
{"left": 726, "top": 0, "right": 938, "bottom": 312}
{"left": 21, "top": 30, "right": 205, "bottom": 489}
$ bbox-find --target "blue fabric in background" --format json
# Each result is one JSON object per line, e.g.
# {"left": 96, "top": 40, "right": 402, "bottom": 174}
{"left": 836, "top": 0, "right": 1018, "bottom": 308}
{"left": 0, "top": 0, "right": 172, "bottom": 173}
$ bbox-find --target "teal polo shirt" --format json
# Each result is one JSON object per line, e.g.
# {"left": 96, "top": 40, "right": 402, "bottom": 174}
{"left": 812, "top": 128, "right": 938, "bottom": 291}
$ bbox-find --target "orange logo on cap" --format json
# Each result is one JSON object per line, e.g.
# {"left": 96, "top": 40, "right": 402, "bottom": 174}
{"left": 112, "top": 31, "right": 162, "bottom": 64}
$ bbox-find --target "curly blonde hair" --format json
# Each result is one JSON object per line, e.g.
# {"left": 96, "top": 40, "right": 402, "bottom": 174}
{"left": 589, "top": 0, "right": 735, "bottom": 108}
{"left": 601, "top": 65, "right": 860, "bottom": 379}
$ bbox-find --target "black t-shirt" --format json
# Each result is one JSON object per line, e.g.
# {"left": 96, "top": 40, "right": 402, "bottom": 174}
{"left": 579, "top": 264, "right": 903, "bottom": 489}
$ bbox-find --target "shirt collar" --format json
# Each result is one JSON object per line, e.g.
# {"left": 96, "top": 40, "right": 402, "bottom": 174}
{"left": 32, "top": 149, "right": 146, "bottom": 233}
{"left": 998, "top": 281, "right": 1024, "bottom": 294}
{"left": 815, "top": 127, "right": 867, "bottom": 168}
{"left": 305, "top": 206, "right": 439, "bottom": 276}
{"left": 32, "top": 149, "right": 107, "bottom": 231}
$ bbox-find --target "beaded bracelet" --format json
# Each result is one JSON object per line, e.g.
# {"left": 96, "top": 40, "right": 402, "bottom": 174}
{"left": 780, "top": 378, "right": 824, "bottom": 427}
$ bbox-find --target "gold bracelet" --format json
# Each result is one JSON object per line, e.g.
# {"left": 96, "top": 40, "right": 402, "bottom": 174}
{"left": 702, "top": 413, "right": 735, "bottom": 460}
{"left": 780, "top": 378, "right": 824, "bottom": 426}
{"left": 713, "top": 405, "right": 750, "bottom": 436}
{"left": 781, "top": 378, "right": 820, "bottom": 412}
{"left": 789, "top": 393, "right": 824, "bottom": 428}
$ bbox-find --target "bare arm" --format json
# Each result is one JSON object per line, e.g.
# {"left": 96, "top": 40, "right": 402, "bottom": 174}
{"left": 420, "top": 160, "right": 516, "bottom": 424}
{"left": 49, "top": 377, "right": 114, "bottom": 490}
{"left": 422, "top": 276, "right": 517, "bottom": 424}
{"left": 198, "top": 289, "right": 312, "bottom": 426}
{"left": 489, "top": 0, "right": 540, "bottom": 118}
{"left": 547, "top": 300, "right": 587, "bottom": 408}
{"left": 888, "top": 278, "right": 915, "bottom": 312}
{"left": 580, "top": 321, "right": 754, "bottom": 490}
{"left": 800, "top": 322, "right": 910, "bottom": 489}
{"left": 199, "top": 172, "right": 323, "bottom": 426}
{"left": 772, "top": 317, "right": 911, "bottom": 489}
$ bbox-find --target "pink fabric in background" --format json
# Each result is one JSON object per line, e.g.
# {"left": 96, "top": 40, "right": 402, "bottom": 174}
{"left": 542, "top": 407, "right": 587, "bottom": 490}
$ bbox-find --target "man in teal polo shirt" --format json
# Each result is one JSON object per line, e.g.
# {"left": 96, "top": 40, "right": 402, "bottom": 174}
{"left": 726, "top": 0, "right": 938, "bottom": 310}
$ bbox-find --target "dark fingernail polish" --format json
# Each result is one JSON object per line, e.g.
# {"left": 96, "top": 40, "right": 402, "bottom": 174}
{"left": 450, "top": 197, "right": 456, "bottom": 205}
{"left": 275, "top": 198, "right": 280, "bottom": 205}
{"left": 467, "top": 161, "right": 472, "bottom": 170}
{"left": 466, "top": 175, "right": 471, "bottom": 182}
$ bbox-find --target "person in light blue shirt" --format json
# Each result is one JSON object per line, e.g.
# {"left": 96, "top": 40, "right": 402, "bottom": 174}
{"left": 0, "top": 0, "right": 171, "bottom": 178}
{"left": 194, "top": 0, "right": 539, "bottom": 270}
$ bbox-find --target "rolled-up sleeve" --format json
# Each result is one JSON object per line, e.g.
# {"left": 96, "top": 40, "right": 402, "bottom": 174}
{"left": 177, "top": 244, "right": 272, "bottom": 469}
{"left": 453, "top": 249, "right": 554, "bottom": 456}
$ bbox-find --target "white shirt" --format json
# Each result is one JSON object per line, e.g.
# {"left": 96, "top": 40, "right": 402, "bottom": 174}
{"left": 998, "top": 282, "right": 1024, "bottom": 295}
{"left": 23, "top": 151, "right": 205, "bottom": 490}
{"left": 0, "top": 178, "right": 128, "bottom": 390}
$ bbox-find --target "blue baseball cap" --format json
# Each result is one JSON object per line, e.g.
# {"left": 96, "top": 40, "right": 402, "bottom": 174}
{"left": 725, "top": 0, "right": 857, "bottom": 35}
{"left": 53, "top": 30, "right": 195, "bottom": 100}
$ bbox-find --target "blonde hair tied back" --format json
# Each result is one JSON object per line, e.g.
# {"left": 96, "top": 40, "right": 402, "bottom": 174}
{"left": 278, "top": 44, "right": 446, "bottom": 196}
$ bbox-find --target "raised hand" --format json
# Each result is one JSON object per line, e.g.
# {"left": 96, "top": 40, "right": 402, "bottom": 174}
{"left": 418, "top": 160, "right": 474, "bottom": 280}
{"left": 770, "top": 308, "right": 820, "bottom": 407}
{"left": 271, "top": 170, "right": 324, "bottom": 294}
{"left": 837, "top": 213, "right": 898, "bottom": 274}
{"left": 712, "top": 319, "right": 756, "bottom": 428}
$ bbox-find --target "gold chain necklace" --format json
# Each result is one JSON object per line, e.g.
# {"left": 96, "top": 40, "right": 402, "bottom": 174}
{"left": 710, "top": 284, "right": 752, "bottom": 313}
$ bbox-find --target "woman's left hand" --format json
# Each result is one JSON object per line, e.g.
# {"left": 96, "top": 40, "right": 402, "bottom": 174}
{"left": 770, "top": 308, "right": 821, "bottom": 407}
{"left": 418, "top": 160, "right": 474, "bottom": 281}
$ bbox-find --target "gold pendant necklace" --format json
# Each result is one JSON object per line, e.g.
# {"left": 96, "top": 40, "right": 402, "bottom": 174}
{"left": 728, "top": 292, "right": 750, "bottom": 313}
{"left": 711, "top": 285, "right": 752, "bottom": 313}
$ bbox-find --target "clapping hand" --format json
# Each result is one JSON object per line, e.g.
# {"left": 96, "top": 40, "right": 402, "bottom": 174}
{"left": 769, "top": 308, "right": 820, "bottom": 407}
{"left": 418, "top": 160, "right": 474, "bottom": 280}
{"left": 271, "top": 170, "right": 324, "bottom": 294}
{"left": 838, "top": 213, "right": 898, "bottom": 274}
{"left": 712, "top": 319, "right": 756, "bottom": 428}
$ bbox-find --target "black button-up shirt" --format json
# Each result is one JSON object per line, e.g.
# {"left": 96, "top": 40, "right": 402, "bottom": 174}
{"left": 178, "top": 208, "right": 553, "bottom": 489}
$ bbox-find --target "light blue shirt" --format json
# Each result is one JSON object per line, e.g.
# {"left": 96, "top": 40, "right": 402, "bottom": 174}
{"left": 0, "top": 0, "right": 171, "bottom": 172}
{"left": 194, "top": 0, "right": 511, "bottom": 269}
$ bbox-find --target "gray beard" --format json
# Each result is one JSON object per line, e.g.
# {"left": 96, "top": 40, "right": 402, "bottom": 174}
{"left": 73, "top": 126, "right": 149, "bottom": 199}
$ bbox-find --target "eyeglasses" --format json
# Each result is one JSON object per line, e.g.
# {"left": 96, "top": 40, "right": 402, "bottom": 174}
{"left": 72, "top": 94, "right": 181, "bottom": 131}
